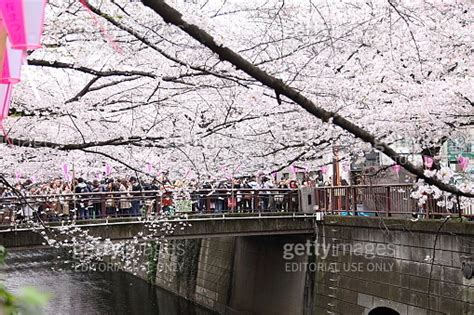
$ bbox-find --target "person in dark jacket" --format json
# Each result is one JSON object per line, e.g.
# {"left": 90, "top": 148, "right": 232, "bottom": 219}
{"left": 75, "top": 178, "right": 91, "bottom": 220}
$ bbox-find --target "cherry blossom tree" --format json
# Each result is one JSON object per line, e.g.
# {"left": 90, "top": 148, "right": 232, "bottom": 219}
{"left": 0, "top": 0, "right": 472, "bottom": 201}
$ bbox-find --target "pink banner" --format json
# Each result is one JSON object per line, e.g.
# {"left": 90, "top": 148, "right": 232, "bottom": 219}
{"left": 145, "top": 162, "right": 153, "bottom": 173}
{"left": 105, "top": 164, "right": 112, "bottom": 176}
{"left": 0, "top": 0, "right": 47, "bottom": 50}
{"left": 320, "top": 166, "right": 328, "bottom": 174}
{"left": 391, "top": 164, "right": 401, "bottom": 175}
{"left": 79, "top": 0, "right": 123, "bottom": 54}
{"left": 62, "top": 163, "right": 69, "bottom": 176}
{"left": 457, "top": 156, "right": 469, "bottom": 171}
{"left": 0, "top": 36, "right": 24, "bottom": 84}
{"left": 423, "top": 156, "right": 433, "bottom": 168}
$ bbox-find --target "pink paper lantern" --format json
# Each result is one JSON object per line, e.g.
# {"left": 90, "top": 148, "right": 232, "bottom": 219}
{"left": 145, "top": 162, "right": 153, "bottom": 173}
{"left": 0, "top": 0, "right": 47, "bottom": 50}
{"left": 105, "top": 164, "right": 112, "bottom": 176}
{"left": 423, "top": 156, "right": 433, "bottom": 168}
{"left": 0, "top": 36, "right": 24, "bottom": 84}
{"left": 15, "top": 170, "right": 20, "bottom": 181}
{"left": 391, "top": 164, "right": 401, "bottom": 175}
{"left": 289, "top": 165, "right": 296, "bottom": 174}
{"left": 62, "top": 163, "right": 69, "bottom": 178}
{"left": 0, "top": 83, "right": 12, "bottom": 121}
{"left": 457, "top": 156, "right": 469, "bottom": 171}
{"left": 320, "top": 166, "right": 328, "bottom": 174}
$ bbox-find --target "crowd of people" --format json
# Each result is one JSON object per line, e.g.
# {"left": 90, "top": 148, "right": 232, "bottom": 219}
{"left": 0, "top": 171, "right": 321, "bottom": 224}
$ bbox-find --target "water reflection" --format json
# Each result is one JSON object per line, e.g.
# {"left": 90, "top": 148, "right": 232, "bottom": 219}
{"left": 2, "top": 248, "right": 214, "bottom": 315}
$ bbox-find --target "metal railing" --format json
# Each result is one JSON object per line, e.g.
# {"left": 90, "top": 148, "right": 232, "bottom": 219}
{"left": 305, "top": 184, "right": 472, "bottom": 218}
{"left": 0, "top": 188, "right": 299, "bottom": 224}
{"left": 0, "top": 185, "right": 471, "bottom": 225}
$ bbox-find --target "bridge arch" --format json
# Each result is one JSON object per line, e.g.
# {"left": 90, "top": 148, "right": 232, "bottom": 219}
{"left": 368, "top": 306, "right": 400, "bottom": 315}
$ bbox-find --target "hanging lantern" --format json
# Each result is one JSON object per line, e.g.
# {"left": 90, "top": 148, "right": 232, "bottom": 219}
{"left": 0, "top": 37, "right": 24, "bottom": 84}
{"left": 0, "top": 0, "right": 47, "bottom": 50}
{"left": 105, "top": 164, "right": 112, "bottom": 176}
{"left": 391, "top": 164, "right": 401, "bottom": 175}
{"left": 145, "top": 162, "right": 153, "bottom": 173}
{"left": 320, "top": 166, "right": 328, "bottom": 174}
{"left": 423, "top": 156, "right": 434, "bottom": 169}
{"left": 0, "top": 22, "right": 6, "bottom": 74}
{"left": 0, "top": 83, "right": 12, "bottom": 121}
{"left": 457, "top": 156, "right": 469, "bottom": 171}
{"left": 289, "top": 165, "right": 296, "bottom": 174}
{"left": 61, "top": 163, "right": 69, "bottom": 180}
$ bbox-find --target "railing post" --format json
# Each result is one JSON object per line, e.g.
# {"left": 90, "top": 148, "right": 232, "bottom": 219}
{"left": 253, "top": 191, "right": 258, "bottom": 213}
{"left": 206, "top": 195, "right": 211, "bottom": 213}
{"left": 344, "top": 187, "right": 349, "bottom": 212}
{"left": 385, "top": 186, "right": 391, "bottom": 217}
{"left": 315, "top": 188, "right": 320, "bottom": 211}
{"left": 155, "top": 193, "right": 160, "bottom": 216}
{"left": 352, "top": 187, "right": 357, "bottom": 216}
{"left": 101, "top": 193, "right": 106, "bottom": 218}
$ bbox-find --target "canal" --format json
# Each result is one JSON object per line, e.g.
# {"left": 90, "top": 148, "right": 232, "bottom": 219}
{"left": 2, "top": 248, "right": 213, "bottom": 315}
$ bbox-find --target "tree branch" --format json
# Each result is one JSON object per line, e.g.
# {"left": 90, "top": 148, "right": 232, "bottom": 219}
{"left": 28, "top": 59, "right": 157, "bottom": 79}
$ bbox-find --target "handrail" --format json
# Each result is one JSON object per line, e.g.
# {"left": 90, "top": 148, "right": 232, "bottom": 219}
{"left": 0, "top": 185, "right": 415, "bottom": 201}
{"left": 0, "top": 185, "right": 468, "bottom": 224}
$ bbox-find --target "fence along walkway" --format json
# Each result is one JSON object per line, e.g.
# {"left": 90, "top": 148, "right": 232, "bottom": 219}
{"left": 304, "top": 184, "right": 473, "bottom": 218}
{"left": 0, "top": 185, "right": 471, "bottom": 224}
{"left": 0, "top": 188, "right": 299, "bottom": 224}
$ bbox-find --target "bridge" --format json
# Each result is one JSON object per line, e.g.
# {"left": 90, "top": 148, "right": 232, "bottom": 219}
{"left": 1, "top": 184, "right": 470, "bottom": 248}
{"left": 1, "top": 185, "right": 473, "bottom": 315}
{"left": 0, "top": 184, "right": 471, "bottom": 248}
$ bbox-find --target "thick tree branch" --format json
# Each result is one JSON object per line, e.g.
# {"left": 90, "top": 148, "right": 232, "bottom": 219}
{"left": 28, "top": 59, "right": 157, "bottom": 79}
{"left": 0, "top": 135, "right": 169, "bottom": 150}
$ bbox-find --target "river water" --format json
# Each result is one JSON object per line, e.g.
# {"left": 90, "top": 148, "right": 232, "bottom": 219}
{"left": 2, "top": 248, "right": 213, "bottom": 315}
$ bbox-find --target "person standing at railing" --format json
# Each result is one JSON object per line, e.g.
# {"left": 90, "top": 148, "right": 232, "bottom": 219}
{"left": 240, "top": 178, "right": 254, "bottom": 211}
{"left": 162, "top": 190, "right": 174, "bottom": 215}
{"left": 259, "top": 176, "right": 274, "bottom": 211}
{"left": 0, "top": 186, "right": 15, "bottom": 224}
{"left": 91, "top": 180, "right": 104, "bottom": 219}
{"left": 60, "top": 181, "right": 72, "bottom": 219}
{"left": 274, "top": 181, "right": 287, "bottom": 211}
{"left": 195, "top": 177, "right": 212, "bottom": 212}
{"left": 214, "top": 180, "right": 227, "bottom": 213}
{"left": 105, "top": 180, "right": 119, "bottom": 217}
{"left": 119, "top": 179, "right": 132, "bottom": 217}
{"left": 130, "top": 177, "right": 142, "bottom": 217}
{"left": 75, "top": 178, "right": 92, "bottom": 220}
{"left": 231, "top": 178, "right": 242, "bottom": 212}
